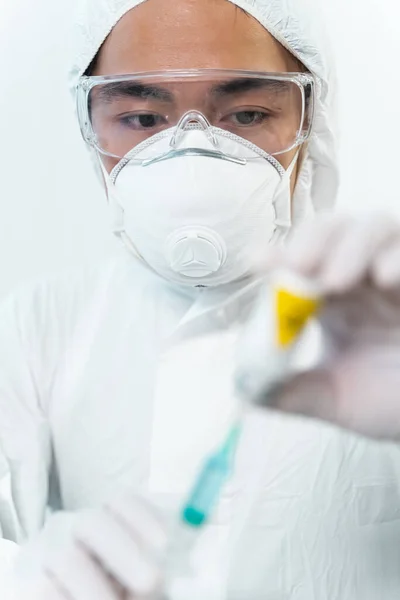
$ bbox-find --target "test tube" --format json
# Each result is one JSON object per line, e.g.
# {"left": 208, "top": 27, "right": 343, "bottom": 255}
{"left": 235, "top": 269, "right": 322, "bottom": 404}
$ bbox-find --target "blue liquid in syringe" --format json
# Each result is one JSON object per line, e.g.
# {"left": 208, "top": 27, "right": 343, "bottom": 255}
{"left": 181, "top": 423, "right": 241, "bottom": 528}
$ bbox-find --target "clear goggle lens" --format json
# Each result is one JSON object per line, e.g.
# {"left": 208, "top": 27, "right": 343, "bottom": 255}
{"left": 78, "top": 70, "right": 315, "bottom": 160}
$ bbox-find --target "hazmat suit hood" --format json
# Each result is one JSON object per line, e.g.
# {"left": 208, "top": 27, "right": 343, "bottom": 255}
{"left": 69, "top": 0, "right": 339, "bottom": 225}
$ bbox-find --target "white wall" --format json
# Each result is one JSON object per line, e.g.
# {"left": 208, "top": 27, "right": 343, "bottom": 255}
{"left": 0, "top": 0, "right": 117, "bottom": 298}
{"left": 320, "top": 0, "right": 400, "bottom": 213}
{"left": 0, "top": 0, "right": 399, "bottom": 296}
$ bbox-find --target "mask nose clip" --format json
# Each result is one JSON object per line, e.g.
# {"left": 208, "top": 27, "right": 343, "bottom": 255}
{"left": 170, "top": 111, "right": 219, "bottom": 150}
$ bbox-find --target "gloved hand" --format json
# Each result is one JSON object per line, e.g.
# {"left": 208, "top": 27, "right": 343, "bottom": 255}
{"left": 260, "top": 213, "right": 400, "bottom": 441}
{"left": 27, "top": 492, "right": 167, "bottom": 600}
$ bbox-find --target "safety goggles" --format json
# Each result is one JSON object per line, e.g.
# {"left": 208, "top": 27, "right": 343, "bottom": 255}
{"left": 77, "top": 69, "right": 315, "bottom": 162}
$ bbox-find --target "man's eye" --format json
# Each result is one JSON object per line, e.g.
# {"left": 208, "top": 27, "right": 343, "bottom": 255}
{"left": 231, "top": 111, "right": 268, "bottom": 126}
{"left": 120, "top": 113, "right": 165, "bottom": 129}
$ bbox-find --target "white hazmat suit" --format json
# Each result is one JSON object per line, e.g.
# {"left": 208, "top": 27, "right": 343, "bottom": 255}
{"left": 1, "top": 0, "right": 400, "bottom": 598}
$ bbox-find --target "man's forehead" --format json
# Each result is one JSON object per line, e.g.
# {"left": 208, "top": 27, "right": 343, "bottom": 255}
{"left": 91, "top": 0, "right": 299, "bottom": 76}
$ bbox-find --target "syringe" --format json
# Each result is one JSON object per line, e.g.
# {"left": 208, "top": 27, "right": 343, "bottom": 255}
{"left": 181, "top": 422, "right": 241, "bottom": 527}
{"left": 162, "top": 420, "right": 242, "bottom": 595}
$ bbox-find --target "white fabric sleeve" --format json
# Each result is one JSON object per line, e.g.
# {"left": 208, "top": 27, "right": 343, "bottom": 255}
{"left": 0, "top": 290, "right": 52, "bottom": 560}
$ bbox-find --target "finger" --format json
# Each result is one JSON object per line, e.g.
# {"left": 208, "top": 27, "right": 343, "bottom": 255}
{"left": 74, "top": 510, "right": 159, "bottom": 596}
{"left": 318, "top": 214, "right": 400, "bottom": 293}
{"left": 257, "top": 369, "right": 338, "bottom": 423}
{"left": 46, "top": 543, "right": 119, "bottom": 600}
{"left": 282, "top": 213, "right": 348, "bottom": 275}
{"left": 371, "top": 239, "right": 400, "bottom": 289}
{"left": 105, "top": 493, "right": 167, "bottom": 558}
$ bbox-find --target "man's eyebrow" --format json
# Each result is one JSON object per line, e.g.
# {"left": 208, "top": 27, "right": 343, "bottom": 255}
{"left": 94, "top": 82, "right": 175, "bottom": 103}
{"left": 210, "top": 78, "right": 291, "bottom": 97}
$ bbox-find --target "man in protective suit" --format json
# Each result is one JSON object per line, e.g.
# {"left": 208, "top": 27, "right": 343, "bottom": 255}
{"left": 2, "top": 1, "right": 400, "bottom": 598}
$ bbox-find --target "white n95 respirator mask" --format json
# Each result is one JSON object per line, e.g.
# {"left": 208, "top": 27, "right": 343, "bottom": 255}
{"left": 101, "top": 120, "right": 297, "bottom": 288}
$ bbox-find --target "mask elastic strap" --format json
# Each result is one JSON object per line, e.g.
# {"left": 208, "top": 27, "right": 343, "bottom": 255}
{"left": 271, "top": 150, "right": 299, "bottom": 240}
{"left": 97, "top": 154, "right": 145, "bottom": 261}
{"left": 97, "top": 155, "right": 125, "bottom": 233}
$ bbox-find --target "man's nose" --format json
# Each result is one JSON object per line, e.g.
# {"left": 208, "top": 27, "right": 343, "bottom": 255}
{"left": 171, "top": 111, "right": 218, "bottom": 148}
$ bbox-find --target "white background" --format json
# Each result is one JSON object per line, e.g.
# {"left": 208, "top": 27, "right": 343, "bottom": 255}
{"left": 0, "top": 0, "right": 399, "bottom": 297}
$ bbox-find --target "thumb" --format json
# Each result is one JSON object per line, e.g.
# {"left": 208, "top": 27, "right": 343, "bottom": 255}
{"left": 258, "top": 369, "right": 338, "bottom": 424}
